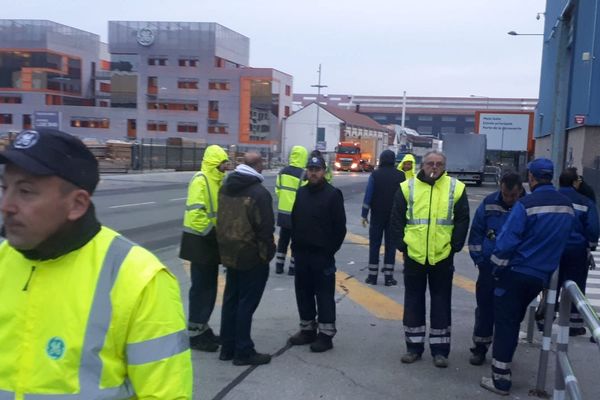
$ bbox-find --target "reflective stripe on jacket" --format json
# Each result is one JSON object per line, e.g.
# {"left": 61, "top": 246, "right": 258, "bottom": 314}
{"left": 0, "top": 227, "right": 192, "bottom": 398}
{"left": 400, "top": 174, "right": 465, "bottom": 265}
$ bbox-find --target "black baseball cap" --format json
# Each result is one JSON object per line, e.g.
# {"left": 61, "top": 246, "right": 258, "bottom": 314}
{"left": 0, "top": 129, "right": 99, "bottom": 194}
{"left": 306, "top": 155, "right": 326, "bottom": 169}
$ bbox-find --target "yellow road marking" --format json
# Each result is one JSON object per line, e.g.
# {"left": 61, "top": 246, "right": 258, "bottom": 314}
{"left": 336, "top": 271, "right": 404, "bottom": 320}
{"left": 344, "top": 231, "right": 475, "bottom": 294}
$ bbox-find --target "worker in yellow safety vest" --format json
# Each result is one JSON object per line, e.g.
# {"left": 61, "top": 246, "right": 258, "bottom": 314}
{"left": 390, "top": 150, "right": 470, "bottom": 369}
{"left": 180, "top": 144, "right": 229, "bottom": 351}
{"left": 275, "top": 145, "right": 308, "bottom": 275}
{"left": 397, "top": 153, "right": 416, "bottom": 180}
{"left": 0, "top": 129, "right": 192, "bottom": 398}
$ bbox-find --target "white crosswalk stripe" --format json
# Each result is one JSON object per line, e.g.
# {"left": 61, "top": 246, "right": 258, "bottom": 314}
{"left": 586, "top": 242, "right": 600, "bottom": 312}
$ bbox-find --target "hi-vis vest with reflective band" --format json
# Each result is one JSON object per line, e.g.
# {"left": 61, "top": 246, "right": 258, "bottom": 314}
{"left": 276, "top": 171, "right": 303, "bottom": 215}
{"left": 183, "top": 171, "right": 219, "bottom": 236}
{"left": 400, "top": 175, "right": 465, "bottom": 265}
{"left": 0, "top": 227, "right": 192, "bottom": 399}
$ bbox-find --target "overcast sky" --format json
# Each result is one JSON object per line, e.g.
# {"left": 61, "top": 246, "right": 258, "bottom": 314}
{"left": 7, "top": 0, "right": 547, "bottom": 98}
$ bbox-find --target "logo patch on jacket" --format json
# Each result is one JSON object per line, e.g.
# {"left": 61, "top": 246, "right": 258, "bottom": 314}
{"left": 46, "top": 337, "right": 66, "bottom": 360}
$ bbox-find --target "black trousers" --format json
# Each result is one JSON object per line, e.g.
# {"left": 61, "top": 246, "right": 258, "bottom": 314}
{"left": 368, "top": 219, "right": 396, "bottom": 266}
{"left": 403, "top": 255, "right": 454, "bottom": 357}
{"left": 294, "top": 251, "right": 337, "bottom": 336}
{"left": 219, "top": 265, "right": 269, "bottom": 358}
{"left": 557, "top": 246, "right": 590, "bottom": 328}
{"left": 188, "top": 262, "right": 219, "bottom": 326}
{"left": 472, "top": 263, "right": 495, "bottom": 354}
{"left": 276, "top": 227, "right": 293, "bottom": 267}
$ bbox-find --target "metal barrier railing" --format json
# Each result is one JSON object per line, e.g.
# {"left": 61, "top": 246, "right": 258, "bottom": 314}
{"left": 553, "top": 280, "right": 600, "bottom": 400}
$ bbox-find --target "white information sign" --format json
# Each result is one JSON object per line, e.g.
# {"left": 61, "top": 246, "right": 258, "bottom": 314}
{"left": 477, "top": 113, "right": 531, "bottom": 151}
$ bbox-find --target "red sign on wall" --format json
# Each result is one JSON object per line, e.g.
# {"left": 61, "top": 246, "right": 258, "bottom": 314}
{"left": 575, "top": 115, "right": 586, "bottom": 124}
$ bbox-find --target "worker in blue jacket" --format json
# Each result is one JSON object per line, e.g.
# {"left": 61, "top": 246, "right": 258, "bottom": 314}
{"left": 481, "top": 158, "right": 574, "bottom": 396}
{"left": 557, "top": 169, "right": 600, "bottom": 336}
{"left": 467, "top": 172, "right": 524, "bottom": 366}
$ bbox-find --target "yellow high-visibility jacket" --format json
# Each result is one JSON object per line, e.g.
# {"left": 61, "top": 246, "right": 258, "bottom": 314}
{"left": 400, "top": 174, "right": 465, "bottom": 265}
{"left": 397, "top": 153, "right": 416, "bottom": 180}
{"left": 0, "top": 227, "right": 192, "bottom": 399}
{"left": 183, "top": 145, "right": 228, "bottom": 236}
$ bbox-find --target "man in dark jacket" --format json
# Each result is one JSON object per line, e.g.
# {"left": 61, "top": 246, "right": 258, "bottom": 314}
{"left": 216, "top": 153, "right": 276, "bottom": 366}
{"left": 390, "top": 151, "right": 470, "bottom": 368}
{"left": 362, "top": 150, "right": 406, "bottom": 286}
{"left": 288, "top": 155, "right": 347, "bottom": 352}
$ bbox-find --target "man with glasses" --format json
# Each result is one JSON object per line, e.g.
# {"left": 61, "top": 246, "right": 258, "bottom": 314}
{"left": 390, "top": 151, "right": 470, "bottom": 368}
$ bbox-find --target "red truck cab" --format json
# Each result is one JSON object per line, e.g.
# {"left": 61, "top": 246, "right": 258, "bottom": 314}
{"left": 334, "top": 141, "right": 374, "bottom": 172}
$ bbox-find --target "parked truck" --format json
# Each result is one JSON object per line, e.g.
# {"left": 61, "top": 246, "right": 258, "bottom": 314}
{"left": 442, "top": 133, "right": 487, "bottom": 185}
{"left": 334, "top": 137, "right": 381, "bottom": 172}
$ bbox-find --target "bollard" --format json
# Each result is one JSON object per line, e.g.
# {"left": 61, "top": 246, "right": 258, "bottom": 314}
{"left": 526, "top": 300, "right": 538, "bottom": 343}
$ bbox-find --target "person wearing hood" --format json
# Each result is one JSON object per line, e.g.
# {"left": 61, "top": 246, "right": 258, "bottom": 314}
{"left": 216, "top": 153, "right": 276, "bottom": 365}
{"left": 397, "top": 153, "right": 416, "bottom": 180}
{"left": 288, "top": 155, "right": 346, "bottom": 353}
{"left": 361, "top": 149, "right": 406, "bottom": 286}
{"left": 390, "top": 150, "right": 470, "bottom": 368}
{"left": 180, "top": 144, "right": 229, "bottom": 352}
{"left": 275, "top": 145, "right": 308, "bottom": 275}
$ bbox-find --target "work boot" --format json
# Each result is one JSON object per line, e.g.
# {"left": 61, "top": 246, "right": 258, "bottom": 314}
{"left": 469, "top": 352, "right": 486, "bottom": 366}
{"left": 365, "top": 275, "right": 377, "bottom": 285}
{"left": 203, "top": 327, "right": 220, "bottom": 344}
{"left": 289, "top": 330, "right": 317, "bottom": 345}
{"left": 189, "top": 330, "right": 219, "bottom": 352}
{"left": 400, "top": 352, "right": 422, "bottom": 364}
{"left": 433, "top": 355, "right": 449, "bottom": 368}
{"left": 569, "top": 327, "right": 586, "bottom": 337}
{"left": 310, "top": 333, "right": 333, "bottom": 352}
{"left": 233, "top": 350, "right": 271, "bottom": 366}
{"left": 287, "top": 266, "right": 295, "bottom": 276}
{"left": 219, "top": 348, "right": 234, "bottom": 361}
{"left": 480, "top": 377, "right": 509, "bottom": 396}
{"left": 384, "top": 275, "right": 398, "bottom": 286}
{"left": 275, "top": 263, "right": 284, "bottom": 274}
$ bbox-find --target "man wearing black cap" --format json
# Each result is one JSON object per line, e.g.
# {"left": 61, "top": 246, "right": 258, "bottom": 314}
{"left": 288, "top": 154, "right": 346, "bottom": 352}
{"left": 0, "top": 129, "right": 192, "bottom": 398}
{"left": 481, "top": 158, "right": 574, "bottom": 396}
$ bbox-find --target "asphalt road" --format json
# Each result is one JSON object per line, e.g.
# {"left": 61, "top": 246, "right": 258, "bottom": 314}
{"left": 93, "top": 171, "right": 600, "bottom": 400}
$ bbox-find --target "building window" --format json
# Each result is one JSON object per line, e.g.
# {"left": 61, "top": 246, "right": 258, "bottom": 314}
{"left": 465, "top": 116, "right": 475, "bottom": 122}
{"left": 417, "top": 126, "right": 433, "bottom": 134}
{"left": 440, "top": 126, "right": 456, "bottom": 134}
{"left": 208, "top": 124, "right": 229, "bottom": 134}
{"left": 147, "top": 77, "right": 158, "bottom": 94}
{"left": 177, "top": 122, "right": 198, "bottom": 133}
{"left": 0, "top": 114, "right": 12, "bottom": 124}
{"left": 208, "top": 80, "right": 230, "bottom": 90}
{"left": 178, "top": 57, "right": 199, "bottom": 67}
{"left": 0, "top": 96, "right": 22, "bottom": 104}
{"left": 285, "top": 85, "right": 291, "bottom": 96}
{"left": 178, "top": 79, "right": 199, "bottom": 89}
{"left": 70, "top": 117, "right": 110, "bottom": 129}
{"left": 147, "top": 121, "right": 168, "bottom": 132}
{"left": 99, "top": 82, "right": 111, "bottom": 92}
{"left": 147, "top": 102, "right": 198, "bottom": 111}
{"left": 418, "top": 115, "right": 433, "bottom": 121}
{"left": 208, "top": 101, "right": 219, "bottom": 121}
{"left": 285, "top": 106, "right": 290, "bottom": 117}
{"left": 395, "top": 115, "right": 409, "bottom": 121}
{"left": 148, "top": 57, "right": 168, "bottom": 66}
{"left": 373, "top": 115, "right": 388, "bottom": 122}
{"left": 441, "top": 116, "right": 457, "bottom": 122}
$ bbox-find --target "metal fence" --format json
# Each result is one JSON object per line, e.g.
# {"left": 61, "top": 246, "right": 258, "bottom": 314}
{"left": 132, "top": 140, "right": 205, "bottom": 171}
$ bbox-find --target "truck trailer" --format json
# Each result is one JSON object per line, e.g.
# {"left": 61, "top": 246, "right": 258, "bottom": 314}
{"left": 442, "top": 133, "right": 487, "bottom": 185}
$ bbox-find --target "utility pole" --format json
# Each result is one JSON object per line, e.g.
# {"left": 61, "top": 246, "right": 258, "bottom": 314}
{"left": 311, "top": 64, "right": 327, "bottom": 150}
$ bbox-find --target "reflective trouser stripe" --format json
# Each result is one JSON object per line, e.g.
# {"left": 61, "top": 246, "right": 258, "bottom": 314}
{"left": 493, "top": 372, "right": 511, "bottom": 382}
{"left": 404, "top": 325, "right": 426, "bottom": 333}
{"left": 430, "top": 327, "right": 451, "bottom": 335}
{"left": 290, "top": 257, "right": 295, "bottom": 267}
{"left": 368, "top": 264, "right": 378, "bottom": 276}
{"left": 429, "top": 337, "right": 450, "bottom": 344}
{"left": 405, "top": 325, "right": 426, "bottom": 343}
{"left": 300, "top": 319, "right": 317, "bottom": 331}
{"left": 318, "top": 323, "right": 336, "bottom": 336}
{"left": 473, "top": 335, "right": 493, "bottom": 344}
{"left": 276, "top": 252, "right": 286, "bottom": 261}
{"left": 492, "top": 358, "right": 511, "bottom": 370}
{"left": 381, "top": 264, "right": 394, "bottom": 276}
{"left": 406, "top": 335, "right": 425, "bottom": 343}
{"left": 127, "top": 330, "right": 189, "bottom": 365}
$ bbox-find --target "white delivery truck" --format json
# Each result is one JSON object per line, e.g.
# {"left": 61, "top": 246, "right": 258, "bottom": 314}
{"left": 442, "top": 133, "right": 487, "bottom": 186}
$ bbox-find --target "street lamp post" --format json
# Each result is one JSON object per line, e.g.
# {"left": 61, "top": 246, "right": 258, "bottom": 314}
{"left": 311, "top": 64, "right": 327, "bottom": 151}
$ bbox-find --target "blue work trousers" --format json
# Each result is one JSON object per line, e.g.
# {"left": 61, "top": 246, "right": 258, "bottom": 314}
{"left": 472, "top": 263, "right": 495, "bottom": 354}
{"left": 492, "top": 270, "right": 544, "bottom": 392}
{"left": 220, "top": 265, "right": 269, "bottom": 358}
